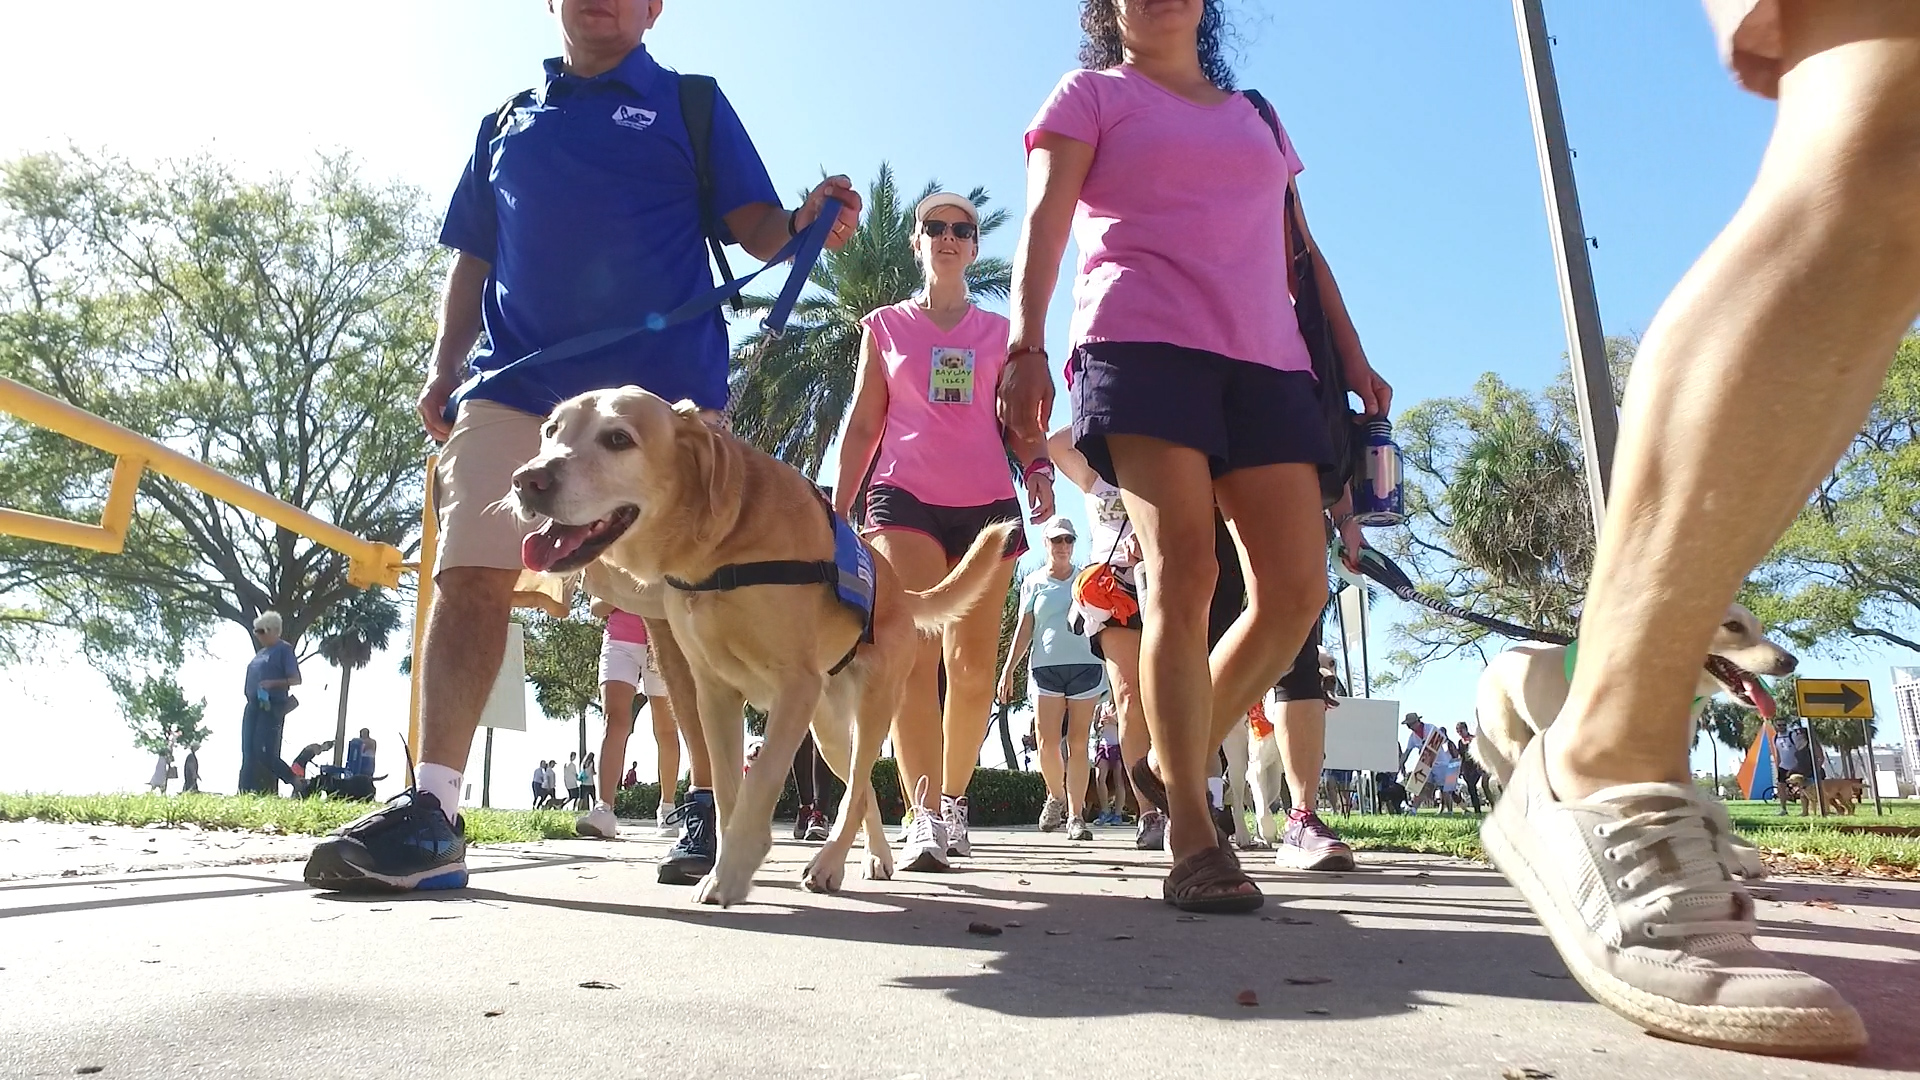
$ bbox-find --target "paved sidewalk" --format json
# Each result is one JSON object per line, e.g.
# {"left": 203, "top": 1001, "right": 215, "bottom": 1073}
{"left": 2, "top": 820, "right": 1915, "bottom": 1079}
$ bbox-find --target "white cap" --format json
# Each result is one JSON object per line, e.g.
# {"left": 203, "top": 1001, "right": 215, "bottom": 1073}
{"left": 1043, "top": 516, "right": 1077, "bottom": 541}
{"left": 914, "top": 191, "right": 979, "bottom": 224}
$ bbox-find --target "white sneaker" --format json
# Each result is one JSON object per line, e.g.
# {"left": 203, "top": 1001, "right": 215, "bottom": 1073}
{"left": 1482, "top": 736, "right": 1865, "bottom": 1056}
{"left": 1038, "top": 794, "right": 1066, "bottom": 833}
{"left": 655, "top": 801, "right": 678, "bottom": 837}
{"left": 943, "top": 795, "right": 971, "bottom": 858}
{"left": 894, "top": 805, "right": 914, "bottom": 844}
{"left": 901, "top": 778, "right": 951, "bottom": 873}
{"left": 576, "top": 802, "right": 619, "bottom": 840}
{"left": 1065, "top": 815, "right": 1092, "bottom": 842}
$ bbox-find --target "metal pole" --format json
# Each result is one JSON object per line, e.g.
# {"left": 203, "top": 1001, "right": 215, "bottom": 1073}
{"left": 1862, "top": 719, "right": 1884, "bottom": 816}
{"left": 482, "top": 726, "right": 494, "bottom": 809}
{"left": 1805, "top": 722, "right": 1828, "bottom": 817}
{"left": 1512, "top": 0, "right": 1619, "bottom": 533}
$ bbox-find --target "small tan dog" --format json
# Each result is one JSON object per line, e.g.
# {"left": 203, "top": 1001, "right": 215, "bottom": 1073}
{"left": 1472, "top": 602, "right": 1797, "bottom": 787}
{"left": 1788, "top": 774, "right": 1864, "bottom": 816}
{"left": 509, "top": 387, "right": 1010, "bottom": 906}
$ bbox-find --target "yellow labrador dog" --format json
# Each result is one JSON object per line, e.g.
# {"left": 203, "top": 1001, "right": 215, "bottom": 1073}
{"left": 1472, "top": 602, "right": 1797, "bottom": 788}
{"left": 508, "top": 387, "right": 1012, "bottom": 906}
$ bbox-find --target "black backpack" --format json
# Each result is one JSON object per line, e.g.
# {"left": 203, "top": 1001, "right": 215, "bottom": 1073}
{"left": 492, "top": 73, "right": 743, "bottom": 313}
{"left": 1242, "top": 89, "right": 1364, "bottom": 510}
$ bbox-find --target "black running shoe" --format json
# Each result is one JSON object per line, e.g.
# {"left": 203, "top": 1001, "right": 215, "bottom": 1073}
{"left": 303, "top": 789, "right": 468, "bottom": 893}
{"left": 658, "top": 789, "right": 716, "bottom": 885}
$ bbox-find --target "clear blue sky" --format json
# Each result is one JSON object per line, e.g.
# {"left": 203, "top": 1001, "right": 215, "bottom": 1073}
{"left": 0, "top": 1, "right": 1909, "bottom": 795}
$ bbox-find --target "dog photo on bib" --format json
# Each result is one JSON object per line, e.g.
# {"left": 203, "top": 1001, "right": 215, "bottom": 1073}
{"left": 928, "top": 346, "right": 975, "bottom": 404}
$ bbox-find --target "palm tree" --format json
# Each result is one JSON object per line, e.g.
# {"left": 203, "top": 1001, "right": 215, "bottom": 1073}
{"left": 314, "top": 588, "right": 403, "bottom": 767}
{"left": 728, "top": 164, "right": 1012, "bottom": 476}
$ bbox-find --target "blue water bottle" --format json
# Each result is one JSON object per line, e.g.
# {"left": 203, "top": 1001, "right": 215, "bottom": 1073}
{"left": 1355, "top": 418, "right": 1405, "bottom": 527}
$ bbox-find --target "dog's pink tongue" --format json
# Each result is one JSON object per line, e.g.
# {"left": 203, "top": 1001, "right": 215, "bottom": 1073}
{"left": 521, "top": 523, "right": 587, "bottom": 573}
{"left": 1746, "top": 675, "right": 1778, "bottom": 720}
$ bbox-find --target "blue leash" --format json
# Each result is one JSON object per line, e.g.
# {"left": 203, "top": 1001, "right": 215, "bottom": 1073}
{"left": 445, "top": 198, "right": 842, "bottom": 415}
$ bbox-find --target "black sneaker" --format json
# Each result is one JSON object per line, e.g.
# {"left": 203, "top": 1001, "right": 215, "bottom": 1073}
{"left": 303, "top": 790, "right": 468, "bottom": 893}
{"left": 658, "top": 789, "right": 716, "bottom": 885}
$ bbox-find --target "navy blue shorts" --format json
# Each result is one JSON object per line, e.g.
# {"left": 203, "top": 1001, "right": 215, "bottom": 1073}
{"left": 1069, "top": 342, "right": 1333, "bottom": 487}
{"left": 865, "top": 484, "right": 1029, "bottom": 561}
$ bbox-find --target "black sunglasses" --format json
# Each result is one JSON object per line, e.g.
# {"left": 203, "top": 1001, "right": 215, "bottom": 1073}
{"left": 921, "top": 220, "right": 977, "bottom": 240}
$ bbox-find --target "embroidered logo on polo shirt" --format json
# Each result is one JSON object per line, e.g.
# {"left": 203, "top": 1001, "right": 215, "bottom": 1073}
{"left": 611, "top": 105, "right": 658, "bottom": 131}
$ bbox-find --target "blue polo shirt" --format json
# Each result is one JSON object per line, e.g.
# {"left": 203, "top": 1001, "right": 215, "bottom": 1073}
{"left": 439, "top": 46, "right": 779, "bottom": 416}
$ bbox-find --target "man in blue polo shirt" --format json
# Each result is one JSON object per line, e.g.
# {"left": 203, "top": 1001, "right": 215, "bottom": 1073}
{"left": 303, "top": 0, "right": 862, "bottom": 895}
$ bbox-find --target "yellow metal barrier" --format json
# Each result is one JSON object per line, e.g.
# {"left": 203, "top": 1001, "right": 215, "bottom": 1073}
{"left": 0, "top": 377, "right": 406, "bottom": 589}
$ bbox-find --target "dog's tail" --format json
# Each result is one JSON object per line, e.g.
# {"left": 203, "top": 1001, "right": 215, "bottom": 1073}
{"left": 898, "top": 521, "right": 1018, "bottom": 633}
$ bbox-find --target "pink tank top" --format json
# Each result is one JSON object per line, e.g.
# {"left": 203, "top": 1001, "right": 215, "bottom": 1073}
{"left": 860, "top": 301, "right": 1016, "bottom": 507}
{"left": 606, "top": 610, "right": 648, "bottom": 645}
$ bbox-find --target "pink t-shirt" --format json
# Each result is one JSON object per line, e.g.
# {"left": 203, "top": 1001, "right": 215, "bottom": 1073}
{"left": 1026, "top": 67, "right": 1310, "bottom": 374}
{"left": 606, "top": 610, "right": 648, "bottom": 645}
{"left": 860, "top": 301, "right": 1017, "bottom": 507}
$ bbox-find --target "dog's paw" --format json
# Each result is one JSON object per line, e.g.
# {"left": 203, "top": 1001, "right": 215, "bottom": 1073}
{"left": 801, "top": 854, "right": 846, "bottom": 894}
{"left": 693, "top": 870, "right": 752, "bottom": 908}
{"left": 864, "top": 849, "right": 894, "bottom": 881}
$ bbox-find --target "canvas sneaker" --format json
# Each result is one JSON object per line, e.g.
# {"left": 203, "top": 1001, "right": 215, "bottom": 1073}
{"left": 1275, "top": 809, "right": 1355, "bottom": 871}
{"left": 1135, "top": 808, "right": 1167, "bottom": 852}
{"left": 657, "top": 790, "right": 717, "bottom": 886}
{"left": 901, "top": 778, "right": 951, "bottom": 872}
{"left": 1038, "top": 794, "right": 1066, "bottom": 833}
{"left": 943, "top": 795, "right": 972, "bottom": 858}
{"left": 576, "top": 801, "right": 619, "bottom": 840}
{"left": 303, "top": 789, "right": 467, "bottom": 893}
{"left": 1482, "top": 735, "right": 1865, "bottom": 1056}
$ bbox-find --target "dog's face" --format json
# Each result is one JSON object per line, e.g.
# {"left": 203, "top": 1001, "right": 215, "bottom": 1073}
{"left": 508, "top": 387, "right": 698, "bottom": 575}
{"left": 1702, "top": 602, "right": 1797, "bottom": 718}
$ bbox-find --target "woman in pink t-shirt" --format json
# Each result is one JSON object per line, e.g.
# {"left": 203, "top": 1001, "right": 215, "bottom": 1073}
{"left": 1003, "top": 0, "right": 1391, "bottom": 912}
{"left": 833, "top": 192, "right": 1052, "bottom": 873}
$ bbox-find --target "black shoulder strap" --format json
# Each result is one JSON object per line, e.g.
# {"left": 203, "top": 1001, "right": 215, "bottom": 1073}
{"left": 493, "top": 89, "right": 536, "bottom": 136}
{"left": 1242, "top": 89, "right": 1306, "bottom": 263}
{"left": 677, "top": 73, "right": 743, "bottom": 313}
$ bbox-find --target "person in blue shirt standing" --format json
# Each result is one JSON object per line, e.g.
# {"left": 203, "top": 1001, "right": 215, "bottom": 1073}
{"left": 239, "top": 610, "right": 303, "bottom": 796}
{"left": 304, "top": 0, "right": 862, "bottom": 894}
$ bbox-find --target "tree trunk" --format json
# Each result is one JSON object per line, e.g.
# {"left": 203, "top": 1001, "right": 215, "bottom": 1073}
{"left": 579, "top": 708, "right": 588, "bottom": 763}
{"left": 1710, "top": 731, "right": 1720, "bottom": 799}
{"left": 332, "top": 665, "right": 353, "bottom": 767}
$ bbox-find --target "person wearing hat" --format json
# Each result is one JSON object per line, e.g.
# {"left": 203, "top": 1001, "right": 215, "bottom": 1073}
{"left": 832, "top": 192, "right": 1052, "bottom": 872}
{"left": 998, "top": 515, "right": 1109, "bottom": 842}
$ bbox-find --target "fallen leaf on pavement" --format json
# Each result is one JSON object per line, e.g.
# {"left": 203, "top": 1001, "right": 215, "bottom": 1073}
{"left": 1277, "top": 917, "right": 1312, "bottom": 925}
{"left": 1284, "top": 976, "right": 1331, "bottom": 986}
{"left": 1110, "top": 934, "right": 1134, "bottom": 941}
{"left": 1045, "top": 929, "right": 1071, "bottom": 936}
{"left": 967, "top": 922, "right": 1003, "bottom": 936}
{"left": 1004, "top": 920, "right": 1023, "bottom": 928}
{"left": 1236, "top": 989, "right": 1259, "bottom": 1007}
{"left": 1530, "top": 970, "right": 1571, "bottom": 980}
{"left": 1305, "top": 1008, "right": 1330, "bottom": 1016}
{"left": 578, "top": 980, "right": 620, "bottom": 990}
{"left": 1501, "top": 1069, "right": 1554, "bottom": 1080}
{"left": 1176, "top": 915, "right": 1205, "bottom": 923}
{"left": 484, "top": 1008, "right": 505, "bottom": 1017}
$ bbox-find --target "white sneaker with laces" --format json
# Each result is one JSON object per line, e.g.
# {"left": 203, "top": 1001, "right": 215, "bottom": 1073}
{"left": 901, "top": 778, "right": 951, "bottom": 872}
{"left": 943, "top": 795, "right": 971, "bottom": 858}
{"left": 1065, "top": 815, "right": 1092, "bottom": 842}
{"left": 655, "top": 801, "right": 678, "bottom": 837}
{"left": 1038, "top": 794, "right": 1066, "bottom": 833}
{"left": 1482, "top": 735, "right": 1865, "bottom": 1056}
{"left": 576, "top": 802, "right": 619, "bottom": 840}
{"left": 894, "top": 806, "right": 914, "bottom": 845}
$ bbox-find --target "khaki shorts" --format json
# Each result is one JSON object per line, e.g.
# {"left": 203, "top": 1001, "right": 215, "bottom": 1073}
{"left": 1705, "top": 0, "right": 1786, "bottom": 98}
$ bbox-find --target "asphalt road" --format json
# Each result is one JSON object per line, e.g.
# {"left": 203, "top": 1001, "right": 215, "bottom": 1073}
{"left": 2, "top": 820, "right": 1915, "bottom": 1079}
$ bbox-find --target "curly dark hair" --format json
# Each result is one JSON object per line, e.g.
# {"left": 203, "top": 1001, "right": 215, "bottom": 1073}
{"left": 1078, "top": 0, "right": 1235, "bottom": 90}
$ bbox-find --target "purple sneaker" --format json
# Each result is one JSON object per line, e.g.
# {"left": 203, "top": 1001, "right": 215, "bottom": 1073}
{"left": 1275, "top": 810, "right": 1355, "bottom": 871}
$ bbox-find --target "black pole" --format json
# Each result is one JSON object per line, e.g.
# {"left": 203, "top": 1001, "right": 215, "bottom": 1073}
{"left": 1862, "top": 718, "right": 1884, "bottom": 816}
{"left": 481, "top": 726, "right": 494, "bottom": 809}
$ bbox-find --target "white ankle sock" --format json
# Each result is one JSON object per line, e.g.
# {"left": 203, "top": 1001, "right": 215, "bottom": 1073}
{"left": 415, "top": 763, "right": 462, "bottom": 823}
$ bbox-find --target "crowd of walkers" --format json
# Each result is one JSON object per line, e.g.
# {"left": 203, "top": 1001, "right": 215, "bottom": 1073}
{"left": 293, "top": 0, "right": 1920, "bottom": 1057}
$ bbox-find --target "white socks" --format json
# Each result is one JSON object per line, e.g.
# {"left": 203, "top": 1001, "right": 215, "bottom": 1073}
{"left": 415, "top": 763, "right": 462, "bottom": 823}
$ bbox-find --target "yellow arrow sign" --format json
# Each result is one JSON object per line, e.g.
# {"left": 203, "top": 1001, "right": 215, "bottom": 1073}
{"left": 1795, "top": 679, "right": 1874, "bottom": 718}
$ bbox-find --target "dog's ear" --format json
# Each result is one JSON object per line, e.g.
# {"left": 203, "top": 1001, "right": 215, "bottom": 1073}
{"left": 678, "top": 413, "right": 743, "bottom": 543}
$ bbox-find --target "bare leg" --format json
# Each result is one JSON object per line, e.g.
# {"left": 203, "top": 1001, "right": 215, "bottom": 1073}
{"left": 645, "top": 619, "right": 712, "bottom": 790}
{"left": 1062, "top": 696, "right": 1097, "bottom": 822}
{"left": 1033, "top": 694, "right": 1067, "bottom": 800}
{"left": 1274, "top": 698, "right": 1328, "bottom": 813}
{"left": 941, "top": 554, "right": 1019, "bottom": 798}
{"left": 650, "top": 694, "right": 680, "bottom": 803}
{"left": 870, "top": 531, "right": 951, "bottom": 811}
{"left": 1101, "top": 627, "right": 1150, "bottom": 766}
{"left": 1552, "top": 7, "right": 1920, "bottom": 799}
{"left": 597, "top": 682, "right": 634, "bottom": 807}
{"left": 419, "top": 566, "right": 519, "bottom": 769}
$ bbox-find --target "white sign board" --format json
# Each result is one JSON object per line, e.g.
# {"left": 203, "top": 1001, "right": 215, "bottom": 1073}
{"left": 1318, "top": 696, "right": 1401, "bottom": 773}
{"left": 477, "top": 622, "right": 528, "bottom": 732}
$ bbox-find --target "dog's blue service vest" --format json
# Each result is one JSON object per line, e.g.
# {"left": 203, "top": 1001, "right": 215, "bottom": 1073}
{"left": 665, "top": 489, "right": 874, "bottom": 675}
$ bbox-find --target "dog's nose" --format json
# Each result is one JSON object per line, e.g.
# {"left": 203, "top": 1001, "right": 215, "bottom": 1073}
{"left": 513, "top": 462, "right": 555, "bottom": 494}
{"left": 1778, "top": 653, "right": 1798, "bottom": 674}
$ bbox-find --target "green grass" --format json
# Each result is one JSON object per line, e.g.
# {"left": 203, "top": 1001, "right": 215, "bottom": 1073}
{"left": 0, "top": 792, "right": 577, "bottom": 845}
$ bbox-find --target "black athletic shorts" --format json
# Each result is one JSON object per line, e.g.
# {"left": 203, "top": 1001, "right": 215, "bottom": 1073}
{"left": 865, "top": 484, "right": 1028, "bottom": 561}
{"left": 1031, "top": 663, "right": 1106, "bottom": 699}
{"left": 1271, "top": 618, "right": 1328, "bottom": 702}
{"left": 1069, "top": 341, "right": 1332, "bottom": 487}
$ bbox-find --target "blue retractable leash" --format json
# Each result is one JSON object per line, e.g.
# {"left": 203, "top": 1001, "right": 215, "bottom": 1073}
{"left": 445, "top": 197, "right": 843, "bottom": 418}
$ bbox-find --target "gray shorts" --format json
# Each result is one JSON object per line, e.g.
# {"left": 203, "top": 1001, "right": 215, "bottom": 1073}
{"left": 1704, "top": 0, "right": 1785, "bottom": 98}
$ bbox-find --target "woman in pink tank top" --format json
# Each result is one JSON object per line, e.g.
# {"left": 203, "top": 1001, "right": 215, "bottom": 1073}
{"left": 1003, "top": 1, "right": 1392, "bottom": 912}
{"left": 832, "top": 192, "right": 1053, "bottom": 872}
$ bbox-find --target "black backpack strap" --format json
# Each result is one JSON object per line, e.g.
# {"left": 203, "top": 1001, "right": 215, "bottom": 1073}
{"left": 493, "top": 88, "right": 537, "bottom": 136}
{"left": 677, "top": 73, "right": 743, "bottom": 313}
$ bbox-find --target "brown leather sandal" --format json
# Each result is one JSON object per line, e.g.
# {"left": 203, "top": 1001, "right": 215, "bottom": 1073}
{"left": 1163, "top": 845, "right": 1265, "bottom": 914}
{"left": 1128, "top": 757, "right": 1168, "bottom": 814}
